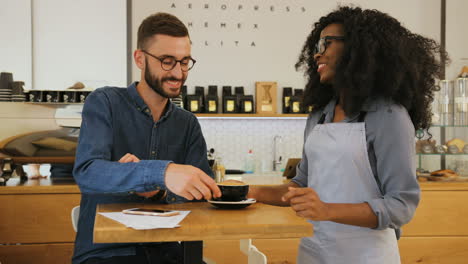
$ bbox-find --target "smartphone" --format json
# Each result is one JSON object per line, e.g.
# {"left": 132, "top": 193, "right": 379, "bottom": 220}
{"left": 122, "top": 208, "right": 179, "bottom": 217}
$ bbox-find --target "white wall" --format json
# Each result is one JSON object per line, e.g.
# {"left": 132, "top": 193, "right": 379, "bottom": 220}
{"left": 0, "top": 0, "right": 127, "bottom": 91}
{"left": 32, "top": 0, "right": 127, "bottom": 90}
{"left": 0, "top": 0, "right": 32, "bottom": 90}
{"left": 132, "top": 0, "right": 440, "bottom": 98}
{"left": 446, "top": 0, "right": 468, "bottom": 79}
{"left": 0, "top": 0, "right": 445, "bottom": 94}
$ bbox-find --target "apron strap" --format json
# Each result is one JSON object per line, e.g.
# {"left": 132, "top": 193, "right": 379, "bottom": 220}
{"left": 357, "top": 111, "right": 367, "bottom": 122}
{"left": 318, "top": 113, "right": 326, "bottom": 124}
{"left": 357, "top": 111, "right": 383, "bottom": 193}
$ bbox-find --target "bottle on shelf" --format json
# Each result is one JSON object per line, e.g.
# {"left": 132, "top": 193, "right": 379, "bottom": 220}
{"left": 244, "top": 149, "right": 255, "bottom": 174}
{"left": 290, "top": 89, "right": 304, "bottom": 113}
{"left": 186, "top": 94, "right": 202, "bottom": 113}
{"left": 282, "top": 87, "right": 292, "bottom": 113}
{"left": 439, "top": 80, "right": 454, "bottom": 126}
{"left": 181, "top": 85, "right": 187, "bottom": 109}
{"left": 213, "top": 156, "right": 226, "bottom": 183}
{"left": 195, "top": 86, "right": 205, "bottom": 113}
{"left": 206, "top": 85, "right": 218, "bottom": 113}
{"left": 207, "top": 148, "right": 215, "bottom": 169}
{"left": 222, "top": 86, "right": 237, "bottom": 113}
{"left": 454, "top": 78, "right": 468, "bottom": 126}
{"left": 234, "top": 86, "right": 244, "bottom": 111}
{"left": 240, "top": 95, "right": 254, "bottom": 113}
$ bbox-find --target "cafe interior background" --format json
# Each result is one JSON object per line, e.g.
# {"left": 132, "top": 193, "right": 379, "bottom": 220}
{"left": 2, "top": 0, "right": 467, "bottom": 176}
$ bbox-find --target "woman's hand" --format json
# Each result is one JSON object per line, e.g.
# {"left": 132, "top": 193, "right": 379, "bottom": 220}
{"left": 118, "top": 153, "right": 159, "bottom": 198}
{"left": 282, "top": 187, "right": 331, "bottom": 221}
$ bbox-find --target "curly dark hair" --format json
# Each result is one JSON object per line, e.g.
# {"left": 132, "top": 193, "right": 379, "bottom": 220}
{"left": 296, "top": 6, "right": 447, "bottom": 130}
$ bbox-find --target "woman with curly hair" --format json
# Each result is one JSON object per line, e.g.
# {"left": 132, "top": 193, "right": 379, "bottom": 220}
{"left": 249, "top": 6, "right": 445, "bottom": 263}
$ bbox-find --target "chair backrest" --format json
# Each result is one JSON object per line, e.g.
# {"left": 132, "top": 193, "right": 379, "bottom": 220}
{"left": 71, "top": 205, "right": 80, "bottom": 232}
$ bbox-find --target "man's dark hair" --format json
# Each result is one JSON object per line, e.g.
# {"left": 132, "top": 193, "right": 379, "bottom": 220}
{"left": 137, "top": 12, "right": 189, "bottom": 50}
{"left": 295, "top": 6, "right": 448, "bottom": 130}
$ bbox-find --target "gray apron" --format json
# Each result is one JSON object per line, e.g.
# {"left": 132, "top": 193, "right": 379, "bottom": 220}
{"left": 297, "top": 112, "right": 400, "bottom": 264}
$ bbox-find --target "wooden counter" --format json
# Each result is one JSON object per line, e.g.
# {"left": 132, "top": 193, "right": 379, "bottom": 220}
{"left": 0, "top": 178, "right": 80, "bottom": 264}
{"left": 1, "top": 177, "right": 468, "bottom": 264}
{"left": 1, "top": 177, "right": 80, "bottom": 194}
{"left": 400, "top": 181, "right": 468, "bottom": 263}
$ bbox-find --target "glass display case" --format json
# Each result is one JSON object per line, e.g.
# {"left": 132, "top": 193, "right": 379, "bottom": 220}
{"left": 417, "top": 125, "right": 468, "bottom": 177}
{"left": 417, "top": 78, "right": 468, "bottom": 177}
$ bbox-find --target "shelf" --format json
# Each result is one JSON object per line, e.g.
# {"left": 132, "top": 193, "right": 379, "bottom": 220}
{"left": 419, "top": 123, "right": 468, "bottom": 171}
{"left": 0, "top": 102, "right": 308, "bottom": 120}
{"left": 195, "top": 113, "right": 308, "bottom": 120}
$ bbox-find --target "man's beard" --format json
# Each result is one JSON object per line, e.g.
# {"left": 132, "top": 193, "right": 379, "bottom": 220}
{"left": 144, "top": 60, "right": 183, "bottom": 99}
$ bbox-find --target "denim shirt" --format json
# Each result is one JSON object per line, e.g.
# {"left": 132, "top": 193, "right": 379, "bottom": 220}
{"left": 72, "top": 82, "right": 212, "bottom": 264}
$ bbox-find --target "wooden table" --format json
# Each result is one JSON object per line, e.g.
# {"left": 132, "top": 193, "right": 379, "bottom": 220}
{"left": 94, "top": 202, "right": 313, "bottom": 264}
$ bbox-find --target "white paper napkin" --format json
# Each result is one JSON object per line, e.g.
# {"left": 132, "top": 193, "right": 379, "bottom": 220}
{"left": 99, "top": 211, "right": 190, "bottom": 230}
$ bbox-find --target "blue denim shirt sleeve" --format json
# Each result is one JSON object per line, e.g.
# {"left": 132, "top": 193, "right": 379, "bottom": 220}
{"left": 364, "top": 104, "right": 420, "bottom": 231}
{"left": 73, "top": 90, "right": 169, "bottom": 194}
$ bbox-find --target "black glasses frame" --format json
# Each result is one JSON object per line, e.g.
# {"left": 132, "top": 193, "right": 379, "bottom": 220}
{"left": 141, "top": 50, "right": 196, "bottom": 72}
{"left": 314, "top": 36, "right": 345, "bottom": 55}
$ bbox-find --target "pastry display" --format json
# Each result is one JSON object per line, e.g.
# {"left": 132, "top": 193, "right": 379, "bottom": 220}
{"left": 429, "top": 169, "right": 459, "bottom": 181}
{"left": 415, "top": 139, "right": 436, "bottom": 154}
{"left": 446, "top": 138, "right": 466, "bottom": 153}
{"left": 435, "top": 145, "right": 447, "bottom": 154}
{"left": 463, "top": 144, "right": 468, "bottom": 154}
{"left": 448, "top": 145, "right": 460, "bottom": 154}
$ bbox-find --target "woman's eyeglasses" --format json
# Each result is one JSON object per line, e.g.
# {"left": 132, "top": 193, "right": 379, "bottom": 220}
{"left": 314, "top": 36, "right": 345, "bottom": 55}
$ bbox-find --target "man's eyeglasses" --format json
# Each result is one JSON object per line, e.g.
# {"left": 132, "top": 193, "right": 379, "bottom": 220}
{"left": 141, "top": 50, "right": 196, "bottom": 72}
{"left": 314, "top": 36, "right": 345, "bottom": 55}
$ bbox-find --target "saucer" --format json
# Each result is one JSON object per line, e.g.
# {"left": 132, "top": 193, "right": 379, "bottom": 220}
{"left": 208, "top": 198, "right": 256, "bottom": 209}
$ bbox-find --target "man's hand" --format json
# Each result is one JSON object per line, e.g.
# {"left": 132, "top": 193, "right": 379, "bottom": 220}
{"left": 282, "top": 187, "right": 330, "bottom": 221}
{"left": 118, "top": 153, "right": 159, "bottom": 198}
{"left": 165, "top": 163, "right": 221, "bottom": 201}
{"left": 119, "top": 153, "right": 141, "bottom": 163}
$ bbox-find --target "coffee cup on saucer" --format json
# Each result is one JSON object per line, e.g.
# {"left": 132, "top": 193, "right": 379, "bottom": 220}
{"left": 215, "top": 180, "right": 249, "bottom": 202}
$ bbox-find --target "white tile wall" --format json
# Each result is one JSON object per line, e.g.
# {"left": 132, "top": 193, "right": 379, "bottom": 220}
{"left": 199, "top": 118, "right": 307, "bottom": 171}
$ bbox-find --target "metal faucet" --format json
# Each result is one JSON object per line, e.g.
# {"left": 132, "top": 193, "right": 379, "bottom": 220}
{"left": 273, "top": 135, "right": 283, "bottom": 171}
